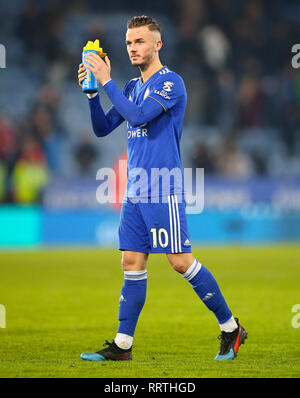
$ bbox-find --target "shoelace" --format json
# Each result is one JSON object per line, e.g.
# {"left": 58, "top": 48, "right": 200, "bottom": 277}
{"left": 99, "top": 339, "right": 132, "bottom": 352}
{"left": 217, "top": 332, "right": 232, "bottom": 353}
{"left": 95, "top": 340, "right": 113, "bottom": 353}
{"left": 102, "top": 340, "right": 113, "bottom": 348}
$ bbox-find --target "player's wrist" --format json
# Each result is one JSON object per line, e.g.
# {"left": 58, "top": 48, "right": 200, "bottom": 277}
{"left": 102, "top": 78, "right": 112, "bottom": 87}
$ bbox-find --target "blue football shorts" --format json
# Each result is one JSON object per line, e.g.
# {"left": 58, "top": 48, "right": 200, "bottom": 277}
{"left": 118, "top": 194, "right": 192, "bottom": 254}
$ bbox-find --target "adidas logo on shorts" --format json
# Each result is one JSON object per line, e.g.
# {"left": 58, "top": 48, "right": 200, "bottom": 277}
{"left": 183, "top": 238, "right": 191, "bottom": 247}
{"left": 119, "top": 295, "right": 126, "bottom": 303}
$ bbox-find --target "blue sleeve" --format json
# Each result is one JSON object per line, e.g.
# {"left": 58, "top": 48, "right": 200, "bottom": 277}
{"left": 147, "top": 73, "right": 186, "bottom": 112}
{"left": 87, "top": 79, "right": 135, "bottom": 137}
{"left": 103, "top": 80, "right": 164, "bottom": 128}
{"left": 88, "top": 94, "right": 124, "bottom": 137}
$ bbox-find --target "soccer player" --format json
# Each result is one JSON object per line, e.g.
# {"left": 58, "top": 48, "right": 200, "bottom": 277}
{"left": 78, "top": 16, "right": 247, "bottom": 361}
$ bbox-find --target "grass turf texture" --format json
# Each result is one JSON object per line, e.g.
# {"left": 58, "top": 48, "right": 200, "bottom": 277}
{"left": 0, "top": 245, "right": 300, "bottom": 378}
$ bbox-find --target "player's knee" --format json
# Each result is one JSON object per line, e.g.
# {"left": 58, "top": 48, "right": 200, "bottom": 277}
{"left": 121, "top": 251, "right": 148, "bottom": 271}
{"left": 169, "top": 261, "right": 187, "bottom": 274}
{"left": 167, "top": 253, "right": 195, "bottom": 274}
{"left": 167, "top": 256, "right": 187, "bottom": 273}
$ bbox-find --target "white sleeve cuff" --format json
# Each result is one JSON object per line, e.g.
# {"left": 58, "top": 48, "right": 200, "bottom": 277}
{"left": 86, "top": 92, "right": 98, "bottom": 99}
{"left": 102, "top": 79, "right": 112, "bottom": 87}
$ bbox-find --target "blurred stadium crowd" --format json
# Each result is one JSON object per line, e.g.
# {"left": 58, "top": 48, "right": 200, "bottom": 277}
{"left": 0, "top": 0, "right": 300, "bottom": 204}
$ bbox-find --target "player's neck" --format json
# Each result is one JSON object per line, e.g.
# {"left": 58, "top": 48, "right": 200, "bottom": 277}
{"left": 140, "top": 59, "right": 163, "bottom": 84}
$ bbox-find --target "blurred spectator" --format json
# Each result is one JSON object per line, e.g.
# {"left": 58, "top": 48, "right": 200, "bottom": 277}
{"left": 198, "top": 25, "right": 231, "bottom": 70}
{"left": 176, "top": 0, "right": 206, "bottom": 30}
{"left": 36, "top": 83, "right": 65, "bottom": 134}
{"left": 237, "top": 74, "right": 264, "bottom": 128}
{"left": 0, "top": 113, "right": 18, "bottom": 202}
{"left": 12, "top": 136, "right": 48, "bottom": 204}
{"left": 74, "top": 132, "right": 98, "bottom": 176}
{"left": 278, "top": 64, "right": 300, "bottom": 155}
{"left": 214, "top": 134, "right": 255, "bottom": 178}
{"left": 43, "top": 0, "right": 65, "bottom": 63}
{"left": 17, "top": 0, "right": 65, "bottom": 64}
{"left": 215, "top": 68, "right": 237, "bottom": 129}
{"left": 0, "top": 113, "right": 17, "bottom": 162}
{"left": 175, "top": 0, "right": 205, "bottom": 72}
{"left": 31, "top": 105, "right": 63, "bottom": 175}
{"left": 85, "top": 17, "right": 108, "bottom": 50}
{"left": 191, "top": 140, "right": 216, "bottom": 174}
{"left": 16, "top": 0, "right": 44, "bottom": 55}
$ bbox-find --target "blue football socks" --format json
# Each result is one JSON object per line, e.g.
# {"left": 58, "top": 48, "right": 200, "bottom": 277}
{"left": 182, "top": 260, "right": 232, "bottom": 324}
{"left": 117, "top": 270, "right": 147, "bottom": 336}
{"left": 116, "top": 260, "right": 232, "bottom": 341}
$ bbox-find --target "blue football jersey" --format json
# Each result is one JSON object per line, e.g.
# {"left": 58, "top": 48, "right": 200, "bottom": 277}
{"left": 123, "top": 66, "right": 187, "bottom": 201}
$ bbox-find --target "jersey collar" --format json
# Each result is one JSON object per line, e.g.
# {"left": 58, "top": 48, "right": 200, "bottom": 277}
{"left": 139, "top": 65, "right": 167, "bottom": 86}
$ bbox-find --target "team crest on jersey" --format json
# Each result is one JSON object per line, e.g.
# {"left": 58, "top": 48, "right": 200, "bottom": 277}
{"left": 163, "top": 81, "right": 174, "bottom": 92}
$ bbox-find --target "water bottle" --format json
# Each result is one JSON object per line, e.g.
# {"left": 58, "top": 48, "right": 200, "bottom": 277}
{"left": 82, "top": 40, "right": 107, "bottom": 94}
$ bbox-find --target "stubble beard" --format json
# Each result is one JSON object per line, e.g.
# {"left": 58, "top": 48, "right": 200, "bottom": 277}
{"left": 130, "top": 52, "right": 154, "bottom": 71}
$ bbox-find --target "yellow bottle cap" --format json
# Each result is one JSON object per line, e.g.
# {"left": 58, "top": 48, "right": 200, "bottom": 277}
{"left": 83, "top": 39, "right": 107, "bottom": 58}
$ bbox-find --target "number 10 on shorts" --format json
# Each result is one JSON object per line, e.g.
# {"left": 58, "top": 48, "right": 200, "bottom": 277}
{"left": 150, "top": 228, "right": 169, "bottom": 249}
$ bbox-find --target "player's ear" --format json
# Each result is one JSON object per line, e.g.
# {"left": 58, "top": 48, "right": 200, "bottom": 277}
{"left": 156, "top": 40, "right": 163, "bottom": 52}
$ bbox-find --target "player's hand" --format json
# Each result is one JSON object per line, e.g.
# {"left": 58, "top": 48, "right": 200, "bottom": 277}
{"left": 83, "top": 53, "right": 111, "bottom": 86}
{"left": 78, "top": 63, "right": 87, "bottom": 87}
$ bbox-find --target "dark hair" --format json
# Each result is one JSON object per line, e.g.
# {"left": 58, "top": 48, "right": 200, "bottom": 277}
{"left": 127, "top": 15, "right": 161, "bottom": 34}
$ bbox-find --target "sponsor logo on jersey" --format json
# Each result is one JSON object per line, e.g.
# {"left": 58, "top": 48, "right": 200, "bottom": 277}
{"left": 154, "top": 89, "right": 171, "bottom": 100}
{"left": 127, "top": 127, "right": 148, "bottom": 139}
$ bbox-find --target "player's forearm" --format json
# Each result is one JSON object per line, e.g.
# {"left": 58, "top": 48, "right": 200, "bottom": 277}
{"left": 103, "top": 80, "right": 162, "bottom": 127}
{"left": 88, "top": 94, "right": 120, "bottom": 137}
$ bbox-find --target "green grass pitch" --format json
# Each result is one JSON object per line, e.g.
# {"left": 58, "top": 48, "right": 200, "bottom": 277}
{"left": 0, "top": 245, "right": 300, "bottom": 378}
